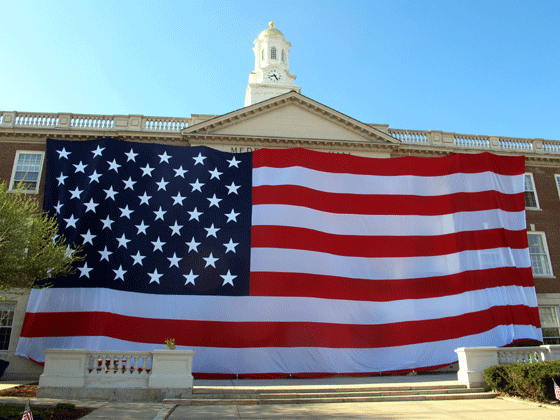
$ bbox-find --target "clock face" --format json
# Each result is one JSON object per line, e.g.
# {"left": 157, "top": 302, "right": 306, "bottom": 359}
{"left": 267, "top": 71, "right": 282, "bottom": 82}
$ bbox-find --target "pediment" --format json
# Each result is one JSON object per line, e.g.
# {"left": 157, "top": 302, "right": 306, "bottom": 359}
{"left": 183, "top": 92, "right": 398, "bottom": 144}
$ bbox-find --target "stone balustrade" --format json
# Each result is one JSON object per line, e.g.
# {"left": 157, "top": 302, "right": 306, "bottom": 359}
{"left": 37, "top": 348, "right": 195, "bottom": 401}
{"left": 1, "top": 110, "right": 558, "bottom": 154}
{"left": 388, "top": 127, "right": 559, "bottom": 155}
{"left": 0, "top": 111, "right": 191, "bottom": 133}
{"left": 455, "top": 345, "right": 560, "bottom": 389}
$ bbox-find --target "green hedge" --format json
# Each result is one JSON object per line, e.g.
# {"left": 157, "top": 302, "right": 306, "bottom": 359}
{"left": 484, "top": 360, "right": 560, "bottom": 402}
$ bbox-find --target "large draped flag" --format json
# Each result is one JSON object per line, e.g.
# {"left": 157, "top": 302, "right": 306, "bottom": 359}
{"left": 16, "top": 137, "right": 541, "bottom": 377}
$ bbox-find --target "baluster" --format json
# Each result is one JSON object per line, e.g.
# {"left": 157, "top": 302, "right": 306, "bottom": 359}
{"left": 109, "top": 355, "right": 116, "bottom": 373}
{"left": 123, "top": 356, "right": 130, "bottom": 374}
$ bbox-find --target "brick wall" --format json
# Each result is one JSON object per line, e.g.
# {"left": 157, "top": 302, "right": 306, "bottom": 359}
{"left": 526, "top": 165, "right": 560, "bottom": 293}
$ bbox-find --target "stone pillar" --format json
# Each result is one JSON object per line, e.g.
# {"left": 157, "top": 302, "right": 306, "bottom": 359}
{"left": 533, "top": 139, "right": 544, "bottom": 153}
{"left": 455, "top": 347, "right": 498, "bottom": 389}
{"left": 58, "top": 113, "right": 71, "bottom": 129}
{"left": 0, "top": 112, "right": 16, "bottom": 128}
{"left": 38, "top": 349, "right": 88, "bottom": 388}
{"left": 113, "top": 115, "right": 130, "bottom": 130}
{"left": 148, "top": 350, "right": 195, "bottom": 390}
{"left": 128, "top": 115, "right": 143, "bottom": 131}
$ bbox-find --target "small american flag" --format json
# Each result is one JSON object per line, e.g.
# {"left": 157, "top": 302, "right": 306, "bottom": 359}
{"left": 21, "top": 400, "right": 33, "bottom": 420}
{"left": 554, "top": 380, "right": 560, "bottom": 401}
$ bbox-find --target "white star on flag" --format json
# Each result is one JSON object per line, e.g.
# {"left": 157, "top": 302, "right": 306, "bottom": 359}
{"left": 221, "top": 270, "right": 236, "bottom": 286}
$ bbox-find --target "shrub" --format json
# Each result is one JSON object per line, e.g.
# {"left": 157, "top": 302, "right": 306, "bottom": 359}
{"left": 55, "top": 402, "right": 76, "bottom": 410}
{"left": 484, "top": 360, "right": 560, "bottom": 402}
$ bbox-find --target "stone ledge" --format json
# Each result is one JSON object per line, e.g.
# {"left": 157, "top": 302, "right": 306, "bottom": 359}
{"left": 36, "top": 387, "right": 194, "bottom": 402}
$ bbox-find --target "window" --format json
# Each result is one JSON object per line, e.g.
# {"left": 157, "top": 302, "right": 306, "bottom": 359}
{"left": 539, "top": 306, "right": 560, "bottom": 344}
{"left": 527, "top": 232, "right": 553, "bottom": 277}
{"left": 270, "top": 47, "right": 277, "bottom": 60}
{"left": 9, "top": 151, "right": 45, "bottom": 193}
{"left": 261, "top": 49, "right": 264, "bottom": 62}
{"left": 524, "top": 173, "right": 539, "bottom": 209}
{"left": 555, "top": 174, "right": 560, "bottom": 199}
{"left": 0, "top": 303, "right": 15, "bottom": 351}
{"left": 281, "top": 49, "right": 285, "bottom": 63}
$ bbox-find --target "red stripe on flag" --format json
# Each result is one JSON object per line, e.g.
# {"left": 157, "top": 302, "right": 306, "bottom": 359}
{"left": 252, "top": 185, "right": 524, "bottom": 214}
{"left": 249, "top": 267, "right": 536, "bottom": 301}
{"left": 253, "top": 149, "right": 525, "bottom": 176}
{"left": 20, "top": 305, "right": 539, "bottom": 349}
{"left": 251, "top": 226, "right": 528, "bottom": 257}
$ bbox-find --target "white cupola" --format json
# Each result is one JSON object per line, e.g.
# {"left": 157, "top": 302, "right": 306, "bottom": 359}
{"left": 244, "top": 22, "right": 301, "bottom": 107}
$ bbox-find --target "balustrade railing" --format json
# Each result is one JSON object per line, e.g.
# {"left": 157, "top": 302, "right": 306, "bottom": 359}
{"left": 456, "top": 345, "right": 560, "bottom": 389}
{"left": 87, "top": 351, "right": 152, "bottom": 377}
{"left": 499, "top": 137, "right": 533, "bottom": 151}
{"left": 543, "top": 141, "right": 560, "bottom": 153}
{"left": 143, "top": 117, "right": 187, "bottom": 132}
{"left": 71, "top": 116, "right": 114, "bottom": 130}
{"left": 496, "top": 347, "right": 547, "bottom": 365}
{"left": 38, "top": 348, "right": 195, "bottom": 401}
{"left": 0, "top": 111, "right": 190, "bottom": 133}
{"left": 389, "top": 129, "right": 428, "bottom": 144}
{"left": 454, "top": 135, "right": 490, "bottom": 149}
{"left": 2, "top": 110, "right": 559, "bottom": 155}
{"left": 14, "top": 113, "right": 59, "bottom": 127}
{"left": 387, "top": 127, "right": 559, "bottom": 155}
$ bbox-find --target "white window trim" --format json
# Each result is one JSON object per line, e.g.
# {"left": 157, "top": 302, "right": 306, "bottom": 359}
{"left": 524, "top": 172, "right": 540, "bottom": 210}
{"left": 555, "top": 174, "right": 560, "bottom": 199}
{"left": 8, "top": 150, "right": 45, "bottom": 194}
{"left": 0, "top": 302, "right": 16, "bottom": 352}
{"left": 538, "top": 305, "right": 560, "bottom": 343}
{"left": 527, "top": 231, "right": 554, "bottom": 278}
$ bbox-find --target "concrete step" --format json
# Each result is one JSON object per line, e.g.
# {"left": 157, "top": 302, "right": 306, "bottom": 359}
{"left": 188, "top": 387, "right": 486, "bottom": 399}
{"left": 165, "top": 384, "right": 497, "bottom": 406}
{"left": 166, "top": 392, "right": 497, "bottom": 406}
{"left": 193, "top": 383, "right": 468, "bottom": 394}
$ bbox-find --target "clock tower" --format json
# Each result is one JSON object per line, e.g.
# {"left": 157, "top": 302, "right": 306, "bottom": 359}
{"left": 244, "top": 22, "right": 301, "bottom": 107}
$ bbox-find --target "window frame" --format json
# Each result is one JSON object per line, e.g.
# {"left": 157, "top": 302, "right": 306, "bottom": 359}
{"left": 8, "top": 150, "right": 45, "bottom": 194}
{"left": 524, "top": 172, "right": 540, "bottom": 210}
{"left": 538, "top": 305, "right": 560, "bottom": 344}
{"left": 527, "top": 231, "right": 554, "bottom": 277}
{"left": 0, "top": 302, "right": 15, "bottom": 352}
{"left": 270, "top": 46, "right": 277, "bottom": 60}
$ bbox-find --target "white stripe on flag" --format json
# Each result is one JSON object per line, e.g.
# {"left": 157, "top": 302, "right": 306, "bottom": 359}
{"left": 253, "top": 167, "right": 524, "bottom": 196}
{"left": 252, "top": 206, "right": 527, "bottom": 235}
{"left": 22, "top": 286, "right": 537, "bottom": 324}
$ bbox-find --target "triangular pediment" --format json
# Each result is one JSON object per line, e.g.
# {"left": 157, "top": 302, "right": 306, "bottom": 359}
{"left": 183, "top": 92, "right": 398, "bottom": 144}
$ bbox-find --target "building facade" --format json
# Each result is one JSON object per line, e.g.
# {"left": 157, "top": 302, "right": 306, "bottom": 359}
{"left": 1, "top": 24, "right": 559, "bottom": 379}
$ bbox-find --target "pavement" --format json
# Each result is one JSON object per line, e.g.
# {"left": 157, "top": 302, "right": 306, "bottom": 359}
{"left": 1, "top": 375, "right": 560, "bottom": 419}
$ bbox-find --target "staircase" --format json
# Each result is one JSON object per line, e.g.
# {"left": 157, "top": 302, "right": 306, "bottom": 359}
{"left": 165, "top": 383, "right": 497, "bottom": 406}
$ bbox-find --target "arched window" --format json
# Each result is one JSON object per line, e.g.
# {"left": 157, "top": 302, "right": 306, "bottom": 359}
{"left": 281, "top": 49, "right": 285, "bottom": 63}
{"left": 270, "top": 47, "right": 277, "bottom": 60}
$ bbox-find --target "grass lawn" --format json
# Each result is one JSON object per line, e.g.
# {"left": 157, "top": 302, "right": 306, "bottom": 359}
{"left": 0, "top": 403, "right": 93, "bottom": 419}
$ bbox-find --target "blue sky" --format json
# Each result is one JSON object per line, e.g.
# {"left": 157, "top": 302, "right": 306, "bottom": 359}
{"left": 2, "top": 1, "right": 559, "bottom": 140}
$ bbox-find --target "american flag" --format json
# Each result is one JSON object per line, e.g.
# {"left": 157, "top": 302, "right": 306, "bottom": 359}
{"left": 21, "top": 400, "right": 33, "bottom": 420}
{"left": 16, "top": 137, "right": 541, "bottom": 377}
